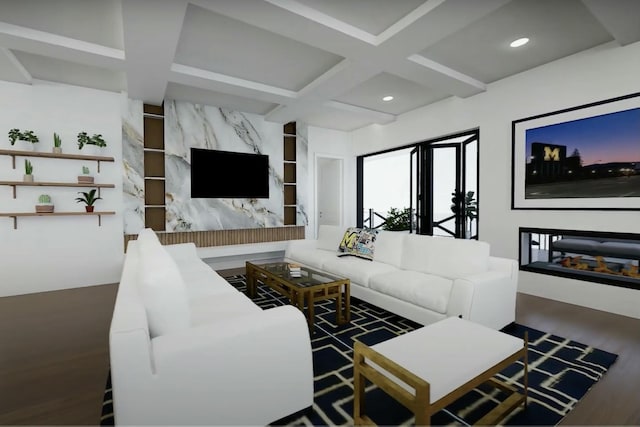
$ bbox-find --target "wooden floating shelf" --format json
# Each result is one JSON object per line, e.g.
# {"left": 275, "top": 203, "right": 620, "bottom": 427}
{"left": 0, "top": 149, "right": 115, "bottom": 172}
{"left": 0, "top": 211, "right": 116, "bottom": 229}
{"left": 0, "top": 181, "right": 115, "bottom": 198}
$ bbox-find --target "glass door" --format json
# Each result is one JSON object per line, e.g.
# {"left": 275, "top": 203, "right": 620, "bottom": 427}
{"left": 410, "top": 146, "right": 422, "bottom": 234}
{"left": 427, "top": 143, "right": 461, "bottom": 237}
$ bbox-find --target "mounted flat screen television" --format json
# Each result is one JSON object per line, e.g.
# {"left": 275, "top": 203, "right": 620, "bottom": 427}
{"left": 190, "top": 148, "right": 270, "bottom": 198}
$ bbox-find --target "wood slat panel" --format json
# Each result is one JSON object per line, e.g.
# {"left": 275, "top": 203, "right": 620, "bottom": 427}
{"left": 284, "top": 136, "right": 296, "bottom": 161}
{"left": 143, "top": 151, "right": 165, "bottom": 177}
{"left": 124, "top": 226, "right": 305, "bottom": 248}
{"left": 144, "top": 179, "right": 165, "bottom": 206}
{"left": 143, "top": 117, "right": 164, "bottom": 150}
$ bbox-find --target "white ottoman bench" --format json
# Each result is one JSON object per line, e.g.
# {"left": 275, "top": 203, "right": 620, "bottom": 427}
{"left": 353, "top": 317, "right": 528, "bottom": 425}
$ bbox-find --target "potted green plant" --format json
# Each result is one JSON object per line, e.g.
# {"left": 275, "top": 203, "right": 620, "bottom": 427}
{"left": 77, "top": 132, "right": 107, "bottom": 153}
{"left": 383, "top": 207, "right": 412, "bottom": 231}
{"left": 24, "top": 159, "right": 34, "bottom": 182}
{"left": 9, "top": 128, "right": 40, "bottom": 151}
{"left": 35, "top": 194, "right": 54, "bottom": 213}
{"left": 53, "top": 132, "right": 62, "bottom": 154}
{"left": 78, "top": 165, "right": 94, "bottom": 184}
{"left": 75, "top": 189, "right": 102, "bottom": 213}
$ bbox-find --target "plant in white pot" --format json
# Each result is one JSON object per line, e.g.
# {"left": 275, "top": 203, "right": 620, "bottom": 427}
{"left": 78, "top": 165, "right": 94, "bottom": 184}
{"left": 75, "top": 189, "right": 102, "bottom": 213}
{"left": 53, "top": 132, "right": 62, "bottom": 154}
{"left": 35, "top": 194, "right": 54, "bottom": 213}
{"left": 24, "top": 159, "right": 34, "bottom": 182}
{"left": 9, "top": 128, "right": 40, "bottom": 151}
{"left": 77, "top": 132, "right": 106, "bottom": 155}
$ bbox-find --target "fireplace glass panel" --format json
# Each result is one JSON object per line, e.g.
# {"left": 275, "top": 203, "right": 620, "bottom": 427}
{"left": 520, "top": 227, "right": 640, "bottom": 290}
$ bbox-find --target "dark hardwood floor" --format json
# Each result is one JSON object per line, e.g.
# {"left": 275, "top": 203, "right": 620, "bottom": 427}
{"left": 0, "top": 277, "right": 638, "bottom": 425}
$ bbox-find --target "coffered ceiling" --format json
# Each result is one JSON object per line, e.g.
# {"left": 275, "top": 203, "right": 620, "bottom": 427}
{"left": 0, "top": 0, "right": 638, "bottom": 131}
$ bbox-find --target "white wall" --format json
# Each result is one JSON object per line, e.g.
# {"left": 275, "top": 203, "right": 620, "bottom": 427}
{"left": 351, "top": 41, "right": 640, "bottom": 319}
{"left": 306, "top": 126, "right": 354, "bottom": 238}
{"left": 0, "top": 80, "right": 124, "bottom": 297}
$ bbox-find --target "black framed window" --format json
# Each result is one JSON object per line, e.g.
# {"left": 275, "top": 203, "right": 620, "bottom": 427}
{"left": 357, "top": 129, "right": 479, "bottom": 239}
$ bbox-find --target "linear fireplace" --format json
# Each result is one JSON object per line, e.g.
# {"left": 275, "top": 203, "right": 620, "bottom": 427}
{"left": 520, "top": 227, "right": 640, "bottom": 291}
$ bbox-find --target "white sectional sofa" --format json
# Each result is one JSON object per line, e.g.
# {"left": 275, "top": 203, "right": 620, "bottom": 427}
{"left": 285, "top": 225, "right": 518, "bottom": 330}
{"left": 109, "top": 229, "right": 313, "bottom": 425}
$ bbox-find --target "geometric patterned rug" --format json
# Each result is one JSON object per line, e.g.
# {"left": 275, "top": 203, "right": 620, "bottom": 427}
{"left": 100, "top": 275, "right": 617, "bottom": 426}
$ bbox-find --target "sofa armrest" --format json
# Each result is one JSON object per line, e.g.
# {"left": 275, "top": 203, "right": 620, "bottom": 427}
{"left": 124, "top": 305, "right": 313, "bottom": 425}
{"left": 448, "top": 265, "right": 517, "bottom": 330}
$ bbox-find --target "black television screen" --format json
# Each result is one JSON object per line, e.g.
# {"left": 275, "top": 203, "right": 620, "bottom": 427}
{"left": 190, "top": 148, "right": 270, "bottom": 198}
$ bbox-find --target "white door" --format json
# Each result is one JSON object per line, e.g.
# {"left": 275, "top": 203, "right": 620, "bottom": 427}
{"left": 316, "top": 157, "right": 343, "bottom": 229}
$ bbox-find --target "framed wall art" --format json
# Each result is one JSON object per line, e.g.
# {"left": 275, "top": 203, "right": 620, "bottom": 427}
{"left": 511, "top": 92, "right": 640, "bottom": 210}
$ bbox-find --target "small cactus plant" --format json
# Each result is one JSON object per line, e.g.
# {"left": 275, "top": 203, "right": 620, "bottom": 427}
{"left": 53, "top": 133, "right": 62, "bottom": 147}
{"left": 38, "top": 194, "right": 52, "bottom": 204}
{"left": 35, "top": 193, "right": 54, "bottom": 213}
{"left": 24, "top": 159, "right": 33, "bottom": 175}
{"left": 78, "top": 165, "right": 94, "bottom": 184}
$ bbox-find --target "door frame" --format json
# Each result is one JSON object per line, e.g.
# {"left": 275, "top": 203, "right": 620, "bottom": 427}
{"left": 314, "top": 153, "right": 344, "bottom": 238}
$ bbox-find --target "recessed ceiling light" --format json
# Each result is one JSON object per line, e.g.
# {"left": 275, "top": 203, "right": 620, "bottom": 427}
{"left": 382, "top": 96, "right": 394, "bottom": 102}
{"left": 510, "top": 37, "right": 529, "bottom": 48}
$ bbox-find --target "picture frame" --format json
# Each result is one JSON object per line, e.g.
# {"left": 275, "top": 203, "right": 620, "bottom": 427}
{"left": 511, "top": 92, "right": 640, "bottom": 210}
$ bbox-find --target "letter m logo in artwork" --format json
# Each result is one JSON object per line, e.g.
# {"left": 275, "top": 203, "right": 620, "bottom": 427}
{"left": 340, "top": 230, "right": 359, "bottom": 249}
{"left": 543, "top": 146, "right": 560, "bottom": 161}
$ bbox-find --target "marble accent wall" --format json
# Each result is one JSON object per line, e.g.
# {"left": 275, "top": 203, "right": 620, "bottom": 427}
{"left": 164, "top": 101, "right": 285, "bottom": 231}
{"left": 121, "top": 98, "right": 310, "bottom": 233}
{"left": 122, "top": 97, "right": 145, "bottom": 234}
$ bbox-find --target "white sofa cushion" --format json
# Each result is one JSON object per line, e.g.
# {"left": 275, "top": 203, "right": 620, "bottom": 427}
{"left": 288, "top": 247, "right": 338, "bottom": 270}
{"left": 137, "top": 230, "right": 191, "bottom": 338}
{"left": 373, "top": 231, "right": 406, "bottom": 267}
{"left": 322, "top": 257, "right": 398, "bottom": 287}
{"left": 402, "top": 234, "right": 490, "bottom": 279}
{"left": 189, "top": 291, "right": 261, "bottom": 326}
{"left": 368, "top": 270, "right": 453, "bottom": 314}
{"left": 316, "top": 225, "right": 347, "bottom": 251}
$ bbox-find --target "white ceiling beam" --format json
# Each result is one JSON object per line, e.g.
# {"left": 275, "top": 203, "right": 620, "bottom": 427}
{"left": 170, "top": 63, "right": 296, "bottom": 104}
{"left": 263, "top": 0, "right": 507, "bottom": 123}
{"left": 0, "top": 47, "right": 31, "bottom": 84}
{"left": 121, "top": 0, "right": 188, "bottom": 105}
{"left": 264, "top": 0, "right": 377, "bottom": 45}
{"left": 323, "top": 101, "right": 396, "bottom": 124}
{"left": 581, "top": 0, "right": 640, "bottom": 46}
{"left": 0, "top": 22, "right": 124, "bottom": 70}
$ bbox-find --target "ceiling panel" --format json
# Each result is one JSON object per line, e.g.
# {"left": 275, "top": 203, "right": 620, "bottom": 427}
{"left": 12, "top": 50, "right": 125, "bottom": 92}
{"left": 334, "top": 72, "right": 448, "bottom": 115}
{"left": 174, "top": 4, "right": 343, "bottom": 91}
{"left": 165, "top": 82, "right": 277, "bottom": 116}
{"left": 294, "top": 0, "right": 426, "bottom": 35}
{"left": 301, "top": 108, "right": 377, "bottom": 132}
{"left": 0, "top": 0, "right": 124, "bottom": 49}
{"left": 420, "top": 0, "right": 613, "bottom": 83}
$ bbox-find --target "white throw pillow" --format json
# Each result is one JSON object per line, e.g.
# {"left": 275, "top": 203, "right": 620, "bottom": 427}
{"left": 137, "top": 234, "right": 191, "bottom": 338}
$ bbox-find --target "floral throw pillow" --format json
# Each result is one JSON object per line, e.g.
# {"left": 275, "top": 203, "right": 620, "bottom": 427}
{"left": 337, "top": 227, "right": 378, "bottom": 260}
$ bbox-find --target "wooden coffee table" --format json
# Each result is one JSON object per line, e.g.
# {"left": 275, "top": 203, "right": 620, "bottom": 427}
{"left": 245, "top": 261, "right": 350, "bottom": 332}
